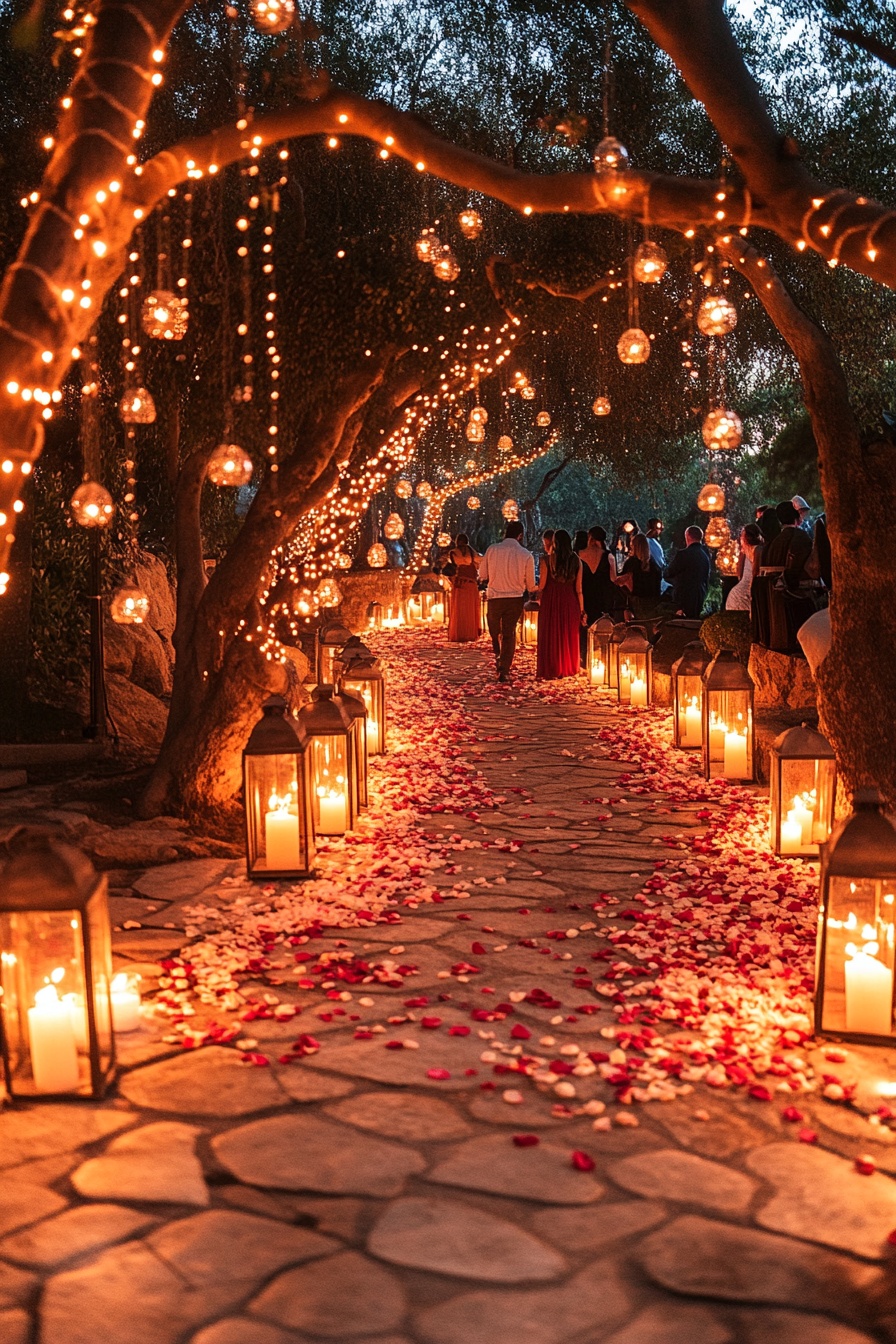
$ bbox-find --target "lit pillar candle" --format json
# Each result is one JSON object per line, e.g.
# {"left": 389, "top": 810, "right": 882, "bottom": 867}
{"left": 366, "top": 718, "right": 380, "bottom": 751}
{"left": 318, "top": 786, "right": 347, "bottom": 835}
{"left": 791, "top": 796, "right": 813, "bottom": 846}
{"left": 684, "top": 698, "right": 702, "bottom": 747}
{"left": 723, "top": 729, "right": 749, "bottom": 779}
{"left": 709, "top": 718, "right": 726, "bottom": 762}
{"left": 62, "top": 993, "right": 88, "bottom": 1049}
{"left": 28, "top": 985, "right": 80, "bottom": 1093}
{"left": 111, "top": 973, "right": 141, "bottom": 1032}
{"left": 845, "top": 950, "right": 893, "bottom": 1036}
{"left": 780, "top": 811, "right": 803, "bottom": 854}
{"left": 630, "top": 676, "right": 648, "bottom": 707}
{"left": 619, "top": 661, "right": 631, "bottom": 701}
{"left": 265, "top": 794, "right": 300, "bottom": 870}
{"left": 594, "top": 658, "right": 605, "bottom": 686}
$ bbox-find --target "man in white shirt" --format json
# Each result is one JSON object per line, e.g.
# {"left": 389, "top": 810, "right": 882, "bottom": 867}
{"left": 478, "top": 520, "right": 536, "bottom": 682}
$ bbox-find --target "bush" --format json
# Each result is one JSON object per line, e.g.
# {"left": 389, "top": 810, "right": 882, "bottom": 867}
{"left": 700, "top": 610, "right": 752, "bottom": 665}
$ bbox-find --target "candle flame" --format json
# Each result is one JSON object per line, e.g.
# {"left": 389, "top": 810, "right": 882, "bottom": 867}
{"left": 268, "top": 790, "right": 292, "bottom": 814}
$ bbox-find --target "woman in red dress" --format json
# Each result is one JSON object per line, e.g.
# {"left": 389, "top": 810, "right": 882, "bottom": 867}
{"left": 447, "top": 533, "right": 481, "bottom": 642}
{"left": 536, "top": 529, "right": 584, "bottom": 679}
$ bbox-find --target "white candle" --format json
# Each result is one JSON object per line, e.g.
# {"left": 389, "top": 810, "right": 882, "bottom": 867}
{"left": 723, "top": 729, "right": 749, "bottom": 779}
{"left": 594, "top": 658, "right": 605, "bottom": 686}
{"left": 265, "top": 799, "right": 301, "bottom": 870}
{"left": 780, "top": 813, "right": 803, "bottom": 854}
{"left": 111, "top": 974, "right": 141, "bottom": 1032}
{"left": 845, "top": 951, "right": 893, "bottom": 1036}
{"left": 791, "top": 796, "right": 813, "bottom": 846}
{"left": 318, "top": 788, "right": 347, "bottom": 835}
{"left": 62, "top": 992, "right": 88, "bottom": 1049}
{"left": 709, "top": 719, "right": 726, "bottom": 762}
{"left": 684, "top": 699, "right": 702, "bottom": 747}
{"left": 630, "top": 676, "right": 648, "bottom": 707}
{"left": 28, "top": 985, "right": 80, "bottom": 1093}
{"left": 619, "top": 661, "right": 630, "bottom": 701}
{"left": 366, "top": 717, "right": 380, "bottom": 750}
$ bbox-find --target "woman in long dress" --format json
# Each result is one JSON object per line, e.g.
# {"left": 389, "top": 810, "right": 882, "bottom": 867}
{"left": 725, "top": 523, "right": 763, "bottom": 612}
{"left": 447, "top": 533, "right": 481, "bottom": 641}
{"left": 620, "top": 534, "right": 663, "bottom": 619}
{"left": 537, "top": 529, "right": 584, "bottom": 679}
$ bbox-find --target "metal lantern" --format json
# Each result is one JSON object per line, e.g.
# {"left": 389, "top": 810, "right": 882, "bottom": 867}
{"left": 70, "top": 481, "right": 115, "bottom": 528}
{"left": 341, "top": 656, "right": 386, "bottom": 756}
{"left": 367, "top": 601, "right": 383, "bottom": 631}
{"left": 466, "top": 496, "right": 481, "bottom": 511}
{"left": 536, "top": 410, "right": 551, "bottom": 427}
{"left": 415, "top": 229, "right": 440, "bottom": 263}
{"left": 587, "top": 615, "right": 615, "bottom": 688}
{"left": 617, "top": 628, "right": 653, "bottom": 707}
{"left": 406, "top": 572, "right": 446, "bottom": 626}
{"left": 433, "top": 246, "right": 460, "bottom": 282}
{"left": 250, "top": 0, "right": 295, "bottom": 31}
{"left": 367, "top": 543, "right": 388, "bottom": 569}
{"left": 142, "top": 290, "right": 188, "bottom": 340}
{"left": 520, "top": 599, "right": 539, "bottom": 647}
{"left": 466, "top": 419, "right": 485, "bottom": 443}
{"left": 242, "top": 696, "right": 315, "bottom": 881}
{"left": 334, "top": 689, "right": 369, "bottom": 811}
{"left": 110, "top": 585, "right": 149, "bottom": 625}
{"left": 702, "top": 407, "right": 743, "bottom": 452}
{"left": 520, "top": 385, "right": 536, "bottom": 401}
{"left": 617, "top": 328, "right": 651, "bottom": 364}
{"left": 333, "top": 634, "right": 374, "bottom": 678}
{"left": 702, "top": 649, "right": 755, "bottom": 782}
{"left": 479, "top": 587, "right": 488, "bottom": 629}
{"left": 119, "top": 387, "right": 156, "bottom": 424}
{"left": 317, "top": 617, "right": 353, "bottom": 685}
{"left": 207, "top": 443, "right": 253, "bottom": 487}
{"left": 334, "top": 552, "right": 353, "bottom": 571}
{"left": 671, "top": 641, "right": 710, "bottom": 749}
{"left": 383, "top": 512, "right": 405, "bottom": 540}
{"left": 704, "top": 517, "right": 731, "bottom": 549}
{"left": 607, "top": 621, "right": 629, "bottom": 690}
{"left": 770, "top": 724, "right": 837, "bottom": 858}
{"left": 458, "top": 208, "right": 483, "bottom": 239}
{"left": 382, "top": 603, "right": 405, "bottom": 628}
{"left": 696, "top": 293, "right": 737, "bottom": 337}
{"left": 395, "top": 479, "right": 413, "bottom": 499}
{"left": 298, "top": 686, "right": 359, "bottom": 838}
{"left": 416, "top": 481, "right": 433, "bottom": 499}
{"left": 0, "top": 829, "right": 116, "bottom": 1099}
{"left": 497, "top": 434, "right": 513, "bottom": 452}
{"left": 697, "top": 481, "right": 726, "bottom": 513}
{"left": 502, "top": 499, "right": 519, "bottom": 521}
{"left": 593, "top": 135, "right": 630, "bottom": 173}
{"left": 593, "top": 396, "right": 611, "bottom": 416}
{"left": 815, "top": 790, "right": 896, "bottom": 1044}
{"left": 632, "top": 240, "right": 668, "bottom": 283}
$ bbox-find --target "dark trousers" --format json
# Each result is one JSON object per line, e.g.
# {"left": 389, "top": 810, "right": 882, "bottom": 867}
{"left": 487, "top": 597, "right": 524, "bottom": 675}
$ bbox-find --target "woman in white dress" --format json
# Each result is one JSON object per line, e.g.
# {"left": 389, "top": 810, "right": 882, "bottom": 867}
{"left": 725, "top": 523, "right": 764, "bottom": 612}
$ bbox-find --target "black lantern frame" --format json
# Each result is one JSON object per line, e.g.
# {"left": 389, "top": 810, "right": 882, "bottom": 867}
{"left": 316, "top": 617, "right": 354, "bottom": 686}
{"left": 607, "top": 622, "right": 628, "bottom": 690}
{"left": 340, "top": 655, "right": 387, "bottom": 756}
{"left": 407, "top": 572, "right": 447, "bottom": 626}
{"left": 770, "top": 723, "right": 837, "bottom": 858}
{"left": 243, "top": 695, "right": 315, "bottom": 880}
{"left": 335, "top": 688, "right": 369, "bottom": 810}
{"left": 701, "top": 650, "right": 755, "bottom": 782}
{"left": 672, "top": 642, "right": 710, "bottom": 750}
{"left": 617, "top": 628, "right": 653, "bottom": 707}
{"left": 587, "top": 616, "right": 615, "bottom": 688}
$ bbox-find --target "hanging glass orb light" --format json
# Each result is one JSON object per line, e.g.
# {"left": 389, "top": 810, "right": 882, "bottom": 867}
{"left": 119, "top": 387, "right": 156, "bottom": 424}
{"left": 632, "top": 240, "right": 668, "bottom": 283}
{"left": 617, "top": 328, "right": 651, "bottom": 364}
{"left": 249, "top": 0, "right": 295, "bottom": 31}
{"left": 110, "top": 585, "right": 150, "bottom": 624}
{"left": 466, "top": 496, "right": 481, "bottom": 511}
{"left": 696, "top": 481, "right": 726, "bottom": 513}
{"left": 383, "top": 512, "right": 405, "bottom": 540}
{"left": 704, "top": 516, "right": 731, "bottom": 549}
{"left": 592, "top": 395, "right": 611, "bottom": 416}
{"left": 416, "top": 481, "right": 433, "bottom": 499}
{"left": 315, "top": 577, "right": 342, "bottom": 608}
{"left": 415, "top": 229, "right": 440, "bottom": 262}
{"left": 70, "top": 480, "right": 115, "bottom": 528}
{"left": 334, "top": 552, "right": 352, "bottom": 570}
{"left": 536, "top": 410, "right": 551, "bottom": 427}
{"left": 207, "top": 442, "right": 254, "bottom": 486}
{"left": 593, "top": 135, "right": 630, "bottom": 173}
{"left": 465, "top": 419, "right": 485, "bottom": 443}
{"left": 367, "top": 543, "right": 388, "bottom": 569}
{"left": 432, "top": 247, "right": 460, "bottom": 282}
{"left": 142, "top": 290, "right": 188, "bottom": 341}
{"left": 293, "top": 586, "right": 314, "bottom": 617}
{"left": 395, "top": 478, "right": 413, "bottom": 499}
{"left": 702, "top": 407, "right": 743, "bottom": 452}
{"left": 520, "top": 384, "right": 536, "bottom": 400}
{"left": 501, "top": 499, "right": 519, "bottom": 520}
{"left": 497, "top": 434, "right": 513, "bottom": 452}
{"left": 470, "top": 405, "right": 488, "bottom": 424}
{"left": 436, "top": 532, "right": 453, "bottom": 548}
{"left": 716, "top": 538, "right": 741, "bottom": 575}
{"left": 458, "top": 208, "right": 483, "bottom": 239}
{"left": 697, "top": 293, "right": 738, "bottom": 336}
{"left": 464, "top": 459, "right": 476, "bottom": 471}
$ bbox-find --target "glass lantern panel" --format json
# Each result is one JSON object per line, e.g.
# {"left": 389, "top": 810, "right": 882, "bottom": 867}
{"left": 343, "top": 675, "right": 385, "bottom": 755}
{"left": 608, "top": 637, "right": 625, "bottom": 690}
{"left": 310, "top": 734, "right": 353, "bottom": 836}
{"left": 627, "top": 652, "right": 651, "bottom": 707}
{"left": 521, "top": 609, "right": 538, "bottom": 646}
{"left": 244, "top": 751, "right": 313, "bottom": 876}
{"left": 348, "top": 716, "right": 368, "bottom": 810}
{"left": 705, "top": 690, "right": 753, "bottom": 779}
{"left": 675, "top": 675, "right": 704, "bottom": 748}
{"left": 319, "top": 644, "right": 342, "bottom": 686}
{"left": 819, "top": 876, "right": 896, "bottom": 1038}
{"left": 774, "top": 757, "right": 837, "bottom": 856}
{"left": 587, "top": 629, "right": 610, "bottom": 687}
{"left": 0, "top": 908, "right": 93, "bottom": 1095}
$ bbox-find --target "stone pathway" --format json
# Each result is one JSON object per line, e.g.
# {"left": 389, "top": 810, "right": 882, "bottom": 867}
{"left": 2, "top": 635, "right": 896, "bottom": 1344}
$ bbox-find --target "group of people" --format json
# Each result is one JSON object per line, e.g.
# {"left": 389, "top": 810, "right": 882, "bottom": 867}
{"left": 724, "top": 495, "right": 829, "bottom": 614}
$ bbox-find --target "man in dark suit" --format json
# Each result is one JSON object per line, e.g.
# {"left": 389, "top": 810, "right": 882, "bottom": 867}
{"left": 762, "top": 500, "right": 812, "bottom": 590}
{"left": 665, "top": 526, "right": 711, "bottom": 618}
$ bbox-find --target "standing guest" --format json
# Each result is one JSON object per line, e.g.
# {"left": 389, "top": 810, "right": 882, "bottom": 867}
{"left": 755, "top": 504, "right": 781, "bottom": 544}
{"left": 579, "top": 526, "right": 620, "bottom": 622}
{"left": 620, "top": 534, "right": 663, "bottom": 617}
{"left": 762, "top": 500, "right": 812, "bottom": 589}
{"left": 808, "top": 513, "right": 832, "bottom": 590}
{"left": 479, "top": 520, "right": 536, "bottom": 683}
{"left": 725, "top": 523, "right": 764, "bottom": 611}
{"left": 646, "top": 517, "right": 670, "bottom": 593}
{"left": 573, "top": 528, "right": 589, "bottom": 554}
{"left": 792, "top": 495, "right": 813, "bottom": 534}
{"left": 447, "top": 533, "right": 481, "bottom": 643}
{"left": 536, "top": 529, "right": 584, "bottom": 680}
{"left": 664, "top": 526, "right": 711, "bottom": 618}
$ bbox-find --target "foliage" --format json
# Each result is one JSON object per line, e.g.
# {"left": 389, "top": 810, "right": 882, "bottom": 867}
{"left": 700, "top": 610, "right": 753, "bottom": 665}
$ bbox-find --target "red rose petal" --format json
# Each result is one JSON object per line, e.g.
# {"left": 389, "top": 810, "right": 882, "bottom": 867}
{"left": 512, "top": 1134, "right": 540, "bottom": 1147}
{"left": 571, "top": 1150, "right": 595, "bottom": 1172}
{"left": 510, "top": 1024, "right": 531, "bottom": 1040}
{"left": 855, "top": 1154, "right": 877, "bottom": 1175}
{"left": 427, "top": 1068, "right": 451, "bottom": 1080}
{"left": 797, "top": 1128, "right": 818, "bottom": 1144}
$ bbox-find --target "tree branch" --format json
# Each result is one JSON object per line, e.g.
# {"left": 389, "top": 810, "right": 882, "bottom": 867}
{"left": 831, "top": 24, "right": 896, "bottom": 71}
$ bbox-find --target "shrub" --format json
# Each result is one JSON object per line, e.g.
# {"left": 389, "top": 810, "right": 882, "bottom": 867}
{"left": 700, "top": 610, "right": 752, "bottom": 665}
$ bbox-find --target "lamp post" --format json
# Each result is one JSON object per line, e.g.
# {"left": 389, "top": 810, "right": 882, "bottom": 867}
{"left": 242, "top": 696, "right": 315, "bottom": 880}
{"left": 671, "top": 642, "right": 711, "bottom": 749}
{"left": 769, "top": 723, "right": 837, "bottom": 858}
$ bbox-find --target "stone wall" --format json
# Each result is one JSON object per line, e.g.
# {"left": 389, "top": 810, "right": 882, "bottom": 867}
{"left": 338, "top": 570, "right": 406, "bottom": 634}
{"left": 748, "top": 646, "right": 817, "bottom": 713}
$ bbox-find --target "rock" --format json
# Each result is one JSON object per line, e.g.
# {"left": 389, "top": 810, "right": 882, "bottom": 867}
{"left": 530, "top": 1200, "right": 667, "bottom": 1253}
{"left": 325, "top": 1092, "right": 473, "bottom": 1142}
{"left": 118, "top": 1046, "right": 293, "bottom": 1116}
{"left": 103, "top": 618, "right": 173, "bottom": 697}
{"left": 747, "top": 1143, "right": 896, "bottom": 1260}
{"left": 368, "top": 1196, "right": 566, "bottom": 1282}
{"left": 251, "top": 1250, "right": 407, "bottom": 1337}
{"left": 303, "top": 1033, "right": 479, "bottom": 1090}
{"left": 213, "top": 1114, "right": 426, "bottom": 1197}
{"left": 603, "top": 1302, "right": 733, "bottom": 1344}
{"left": 71, "top": 1121, "right": 208, "bottom": 1206}
{"left": 609, "top": 1148, "right": 757, "bottom": 1215}
{"left": 148, "top": 1210, "right": 335, "bottom": 1286}
{"left": 0, "top": 1182, "right": 67, "bottom": 1238}
{"left": 77, "top": 673, "right": 169, "bottom": 756}
{"left": 0, "top": 1204, "right": 156, "bottom": 1269}
{"left": 132, "top": 550, "right": 177, "bottom": 642}
{"left": 0, "top": 1309, "right": 30, "bottom": 1344}
{"left": 0, "top": 1105, "right": 132, "bottom": 1169}
{"left": 133, "top": 858, "right": 234, "bottom": 901}
{"left": 337, "top": 571, "right": 404, "bottom": 635}
{"left": 190, "top": 1322, "right": 300, "bottom": 1344}
{"left": 89, "top": 823, "right": 183, "bottom": 866}
{"left": 639, "top": 1215, "right": 882, "bottom": 1319}
{"left": 270, "top": 1066, "right": 354, "bottom": 1105}
{"left": 426, "top": 1134, "right": 604, "bottom": 1205}
{"left": 748, "top": 646, "right": 816, "bottom": 711}
{"left": 733, "top": 1308, "right": 880, "bottom": 1344}
{"left": 0, "top": 770, "right": 27, "bottom": 791}
{"left": 414, "top": 1257, "right": 635, "bottom": 1344}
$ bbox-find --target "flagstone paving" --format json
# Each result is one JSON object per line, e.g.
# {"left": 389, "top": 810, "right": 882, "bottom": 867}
{"left": 3, "top": 635, "right": 896, "bottom": 1342}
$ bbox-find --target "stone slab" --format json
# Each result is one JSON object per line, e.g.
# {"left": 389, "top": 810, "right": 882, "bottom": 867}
{"left": 190, "top": 1322, "right": 302, "bottom": 1344}
{"left": 609, "top": 1148, "right": 757, "bottom": 1215}
{"left": 303, "top": 1034, "right": 481, "bottom": 1091}
{"left": 0, "top": 1181, "right": 68, "bottom": 1237}
{"left": 603, "top": 1303, "right": 733, "bottom": 1344}
{"left": 133, "top": 858, "right": 234, "bottom": 901}
{"left": 213, "top": 1114, "right": 426, "bottom": 1197}
{"left": 118, "top": 1046, "right": 293, "bottom": 1116}
{"left": 149, "top": 1210, "right": 336, "bottom": 1285}
{"left": 251, "top": 1250, "right": 407, "bottom": 1337}
{"left": 733, "top": 1309, "right": 879, "bottom": 1344}
{"left": 0, "top": 1309, "right": 30, "bottom": 1344}
{"left": 426, "top": 1134, "right": 604, "bottom": 1205}
{"left": 368, "top": 1196, "right": 566, "bottom": 1282}
{"left": 71, "top": 1121, "right": 208, "bottom": 1206}
{"left": 325, "top": 1092, "right": 473, "bottom": 1142}
{"left": 530, "top": 1200, "right": 667, "bottom": 1253}
{"left": 0, "top": 1105, "right": 132, "bottom": 1169}
{"left": 0, "top": 1262, "right": 37, "bottom": 1310}
{"left": 0, "top": 1203, "right": 156, "bottom": 1269}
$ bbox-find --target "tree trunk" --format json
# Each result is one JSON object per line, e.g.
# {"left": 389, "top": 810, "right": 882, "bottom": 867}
{"left": 0, "top": 492, "right": 32, "bottom": 740}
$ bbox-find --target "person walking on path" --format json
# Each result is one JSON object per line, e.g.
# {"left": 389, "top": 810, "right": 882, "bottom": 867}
{"left": 447, "top": 533, "right": 481, "bottom": 642}
{"left": 479, "top": 519, "right": 536, "bottom": 682}
{"left": 536, "top": 528, "right": 584, "bottom": 680}
{"left": 665, "top": 525, "right": 711, "bottom": 618}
